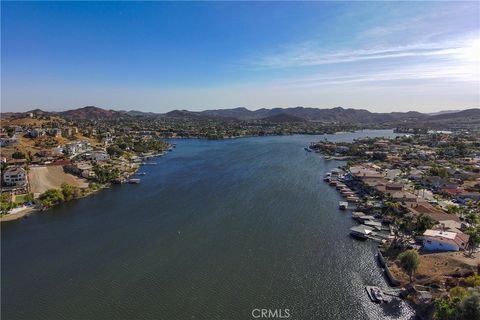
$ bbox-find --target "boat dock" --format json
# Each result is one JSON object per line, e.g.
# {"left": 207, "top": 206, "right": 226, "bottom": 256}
{"left": 365, "top": 286, "right": 402, "bottom": 303}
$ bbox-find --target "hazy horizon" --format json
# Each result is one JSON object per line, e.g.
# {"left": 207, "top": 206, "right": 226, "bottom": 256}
{"left": 2, "top": 1, "right": 479, "bottom": 113}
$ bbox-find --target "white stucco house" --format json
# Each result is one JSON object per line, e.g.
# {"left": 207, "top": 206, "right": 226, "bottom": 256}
{"left": 422, "top": 229, "right": 469, "bottom": 252}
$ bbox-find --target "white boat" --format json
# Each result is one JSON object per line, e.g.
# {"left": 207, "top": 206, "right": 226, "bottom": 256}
{"left": 346, "top": 196, "right": 360, "bottom": 203}
{"left": 342, "top": 192, "right": 355, "bottom": 198}
{"left": 366, "top": 286, "right": 385, "bottom": 303}
{"left": 339, "top": 201, "right": 348, "bottom": 210}
{"left": 127, "top": 178, "right": 141, "bottom": 184}
{"left": 335, "top": 183, "right": 346, "bottom": 190}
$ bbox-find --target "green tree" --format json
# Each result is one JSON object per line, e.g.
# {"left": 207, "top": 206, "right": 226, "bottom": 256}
{"left": 465, "top": 227, "right": 480, "bottom": 256}
{"left": 450, "top": 287, "right": 470, "bottom": 300}
{"left": 429, "top": 165, "right": 448, "bottom": 178}
{"left": 106, "top": 145, "right": 123, "bottom": 157}
{"left": 0, "top": 162, "right": 8, "bottom": 174}
{"left": 398, "top": 249, "right": 420, "bottom": 283}
{"left": 11, "top": 151, "right": 25, "bottom": 159}
{"left": 60, "top": 183, "right": 81, "bottom": 201}
{"left": 0, "top": 193, "right": 14, "bottom": 214}
{"left": 5, "top": 127, "right": 15, "bottom": 137}
{"left": 465, "top": 212, "right": 479, "bottom": 226}
{"left": 39, "top": 189, "right": 64, "bottom": 207}
{"left": 384, "top": 201, "right": 401, "bottom": 216}
{"left": 93, "top": 165, "right": 120, "bottom": 184}
{"left": 415, "top": 214, "right": 436, "bottom": 235}
{"left": 435, "top": 297, "right": 457, "bottom": 320}
{"left": 24, "top": 193, "right": 34, "bottom": 203}
{"left": 446, "top": 205, "right": 460, "bottom": 215}
{"left": 459, "top": 292, "right": 480, "bottom": 320}
{"left": 465, "top": 274, "right": 480, "bottom": 287}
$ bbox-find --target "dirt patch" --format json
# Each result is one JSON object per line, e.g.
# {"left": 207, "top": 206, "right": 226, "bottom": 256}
{"left": 28, "top": 165, "right": 88, "bottom": 195}
{"left": 389, "top": 251, "right": 480, "bottom": 287}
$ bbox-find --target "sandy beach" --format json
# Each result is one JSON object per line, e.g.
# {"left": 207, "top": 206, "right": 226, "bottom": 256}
{"left": 0, "top": 206, "right": 37, "bottom": 222}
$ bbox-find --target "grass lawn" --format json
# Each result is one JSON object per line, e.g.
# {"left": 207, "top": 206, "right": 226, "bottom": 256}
{"left": 14, "top": 194, "right": 29, "bottom": 204}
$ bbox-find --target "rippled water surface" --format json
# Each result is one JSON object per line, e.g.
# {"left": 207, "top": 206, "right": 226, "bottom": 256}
{"left": 2, "top": 130, "right": 414, "bottom": 320}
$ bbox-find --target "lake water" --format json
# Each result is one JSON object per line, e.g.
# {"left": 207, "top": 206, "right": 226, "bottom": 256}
{"left": 1, "top": 130, "right": 414, "bottom": 320}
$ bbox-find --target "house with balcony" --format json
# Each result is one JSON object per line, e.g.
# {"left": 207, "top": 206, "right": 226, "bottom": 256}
{"left": 2, "top": 167, "right": 27, "bottom": 187}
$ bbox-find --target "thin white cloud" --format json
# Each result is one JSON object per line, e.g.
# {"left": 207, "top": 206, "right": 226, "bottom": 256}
{"left": 279, "top": 61, "right": 479, "bottom": 88}
{"left": 255, "top": 35, "right": 479, "bottom": 69}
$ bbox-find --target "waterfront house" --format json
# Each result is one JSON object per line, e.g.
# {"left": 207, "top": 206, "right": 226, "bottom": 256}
{"left": 386, "top": 183, "right": 403, "bottom": 191}
{"left": 64, "top": 162, "right": 95, "bottom": 179}
{"left": 85, "top": 151, "right": 110, "bottom": 162}
{"left": 7, "top": 158, "right": 27, "bottom": 166}
{"left": 391, "top": 191, "right": 418, "bottom": 203}
{"left": 351, "top": 167, "right": 383, "bottom": 179}
{"left": 64, "top": 140, "right": 90, "bottom": 156}
{"left": 422, "top": 229, "right": 469, "bottom": 252}
{"left": 438, "top": 184, "right": 463, "bottom": 196}
{"left": 408, "top": 169, "right": 423, "bottom": 181}
{"left": 438, "top": 220, "right": 464, "bottom": 233}
{"left": 455, "top": 191, "right": 480, "bottom": 203}
{"left": 422, "top": 176, "right": 449, "bottom": 190}
{"left": 2, "top": 167, "right": 27, "bottom": 187}
{"left": 408, "top": 203, "right": 460, "bottom": 223}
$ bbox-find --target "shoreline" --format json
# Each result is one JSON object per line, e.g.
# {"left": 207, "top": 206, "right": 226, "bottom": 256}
{"left": 1, "top": 132, "right": 390, "bottom": 223}
{"left": 0, "top": 206, "right": 38, "bottom": 222}
{"left": 1, "top": 161, "right": 139, "bottom": 224}
{"left": 0, "top": 187, "right": 107, "bottom": 223}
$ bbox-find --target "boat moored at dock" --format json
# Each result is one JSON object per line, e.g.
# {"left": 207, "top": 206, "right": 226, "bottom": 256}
{"left": 365, "top": 286, "right": 385, "bottom": 303}
{"left": 346, "top": 196, "right": 360, "bottom": 203}
{"left": 339, "top": 201, "right": 348, "bottom": 210}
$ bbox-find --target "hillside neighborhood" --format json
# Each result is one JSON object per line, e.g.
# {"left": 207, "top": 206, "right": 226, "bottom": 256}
{"left": 0, "top": 109, "right": 173, "bottom": 219}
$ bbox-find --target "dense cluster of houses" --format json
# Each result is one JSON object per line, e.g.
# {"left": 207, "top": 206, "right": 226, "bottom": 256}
{"left": 349, "top": 163, "right": 475, "bottom": 252}
{"left": 314, "top": 131, "right": 480, "bottom": 254}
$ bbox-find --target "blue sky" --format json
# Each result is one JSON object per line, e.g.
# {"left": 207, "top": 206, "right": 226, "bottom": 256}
{"left": 1, "top": 1, "right": 479, "bottom": 113}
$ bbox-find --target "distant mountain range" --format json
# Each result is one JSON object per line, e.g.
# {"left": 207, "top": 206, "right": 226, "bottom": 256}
{"left": 3, "top": 106, "right": 480, "bottom": 127}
